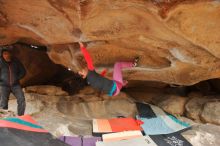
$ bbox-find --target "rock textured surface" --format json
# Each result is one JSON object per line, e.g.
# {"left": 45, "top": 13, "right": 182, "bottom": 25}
{"left": 24, "top": 85, "right": 69, "bottom": 96}
{"left": 185, "top": 94, "right": 220, "bottom": 123}
{"left": 156, "top": 95, "right": 188, "bottom": 116}
{"left": 8, "top": 86, "right": 137, "bottom": 136}
{"left": 0, "top": 0, "right": 220, "bottom": 85}
{"left": 6, "top": 85, "right": 220, "bottom": 146}
{"left": 0, "top": 109, "right": 15, "bottom": 118}
{"left": 201, "top": 101, "right": 220, "bottom": 125}
{"left": 182, "top": 124, "right": 220, "bottom": 146}
{"left": 185, "top": 96, "right": 211, "bottom": 122}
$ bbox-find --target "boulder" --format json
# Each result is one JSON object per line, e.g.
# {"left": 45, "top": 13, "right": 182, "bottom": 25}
{"left": 155, "top": 95, "right": 188, "bottom": 116}
{"left": 182, "top": 124, "right": 220, "bottom": 146}
{"left": 56, "top": 98, "right": 137, "bottom": 119}
{"left": 200, "top": 101, "right": 220, "bottom": 125}
{"left": 24, "top": 85, "right": 68, "bottom": 96}
{"left": 185, "top": 95, "right": 219, "bottom": 122}
{"left": 185, "top": 97, "right": 211, "bottom": 122}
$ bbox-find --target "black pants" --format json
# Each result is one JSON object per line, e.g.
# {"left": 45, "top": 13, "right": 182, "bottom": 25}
{"left": 0, "top": 85, "right": 26, "bottom": 116}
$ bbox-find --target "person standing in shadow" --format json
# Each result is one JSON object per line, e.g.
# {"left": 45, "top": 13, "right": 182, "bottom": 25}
{"left": 0, "top": 45, "right": 26, "bottom": 116}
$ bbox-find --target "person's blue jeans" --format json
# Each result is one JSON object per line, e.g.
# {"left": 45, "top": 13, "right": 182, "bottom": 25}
{"left": 0, "top": 85, "right": 26, "bottom": 116}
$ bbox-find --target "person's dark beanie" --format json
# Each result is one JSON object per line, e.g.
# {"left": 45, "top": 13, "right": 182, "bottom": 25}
{"left": 0, "top": 46, "right": 11, "bottom": 56}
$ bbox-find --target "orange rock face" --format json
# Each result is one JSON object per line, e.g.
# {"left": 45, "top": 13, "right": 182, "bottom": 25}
{"left": 0, "top": 0, "right": 220, "bottom": 85}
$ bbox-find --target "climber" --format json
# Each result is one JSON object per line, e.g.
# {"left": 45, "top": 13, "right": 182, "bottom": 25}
{"left": 78, "top": 42, "right": 139, "bottom": 96}
{"left": 0, "top": 45, "right": 26, "bottom": 116}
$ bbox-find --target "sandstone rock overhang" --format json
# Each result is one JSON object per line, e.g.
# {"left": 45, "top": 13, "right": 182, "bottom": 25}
{"left": 0, "top": 0, "right": 220, "bottom": 85}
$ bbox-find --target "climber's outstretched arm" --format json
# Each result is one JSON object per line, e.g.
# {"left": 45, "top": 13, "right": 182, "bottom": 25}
{"left": 79, "top": 42, "right": 95, "bottom": 71}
